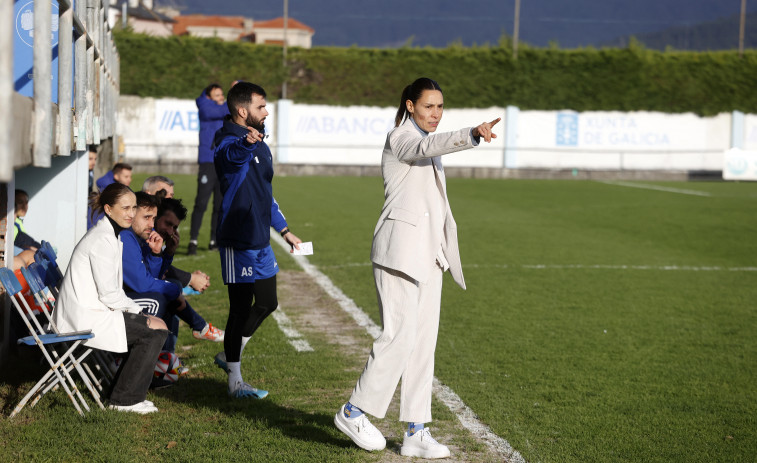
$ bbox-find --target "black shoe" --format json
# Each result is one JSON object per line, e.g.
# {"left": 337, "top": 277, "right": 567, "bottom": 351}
{"left": 208, "top": 241, "right": 218, "bottom": 251}
{"left": 187, "top": 243, "right": 197, "bottom": 255}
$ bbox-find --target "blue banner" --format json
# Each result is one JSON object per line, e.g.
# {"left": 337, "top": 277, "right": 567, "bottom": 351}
{"left": 14, "top": 0, "right": 61, "bottom": 103}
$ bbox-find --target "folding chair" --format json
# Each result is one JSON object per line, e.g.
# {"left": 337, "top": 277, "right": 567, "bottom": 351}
{"left": 34, "top": 250, "right": 63, "bottom": 298}
{"left": 30, "top": 257, "right": 120, "bottom": 386}
{"left": 0, "top": 268, "right": 98, "bottom": 418}
{"left": 24, "top": 264, "right": 115, "bottom": 395}
{"left": 38, "top": 244, "right": 122, "bottom": 383}
{"left": 39, "top": 241, "right": 57, "bottom": 261}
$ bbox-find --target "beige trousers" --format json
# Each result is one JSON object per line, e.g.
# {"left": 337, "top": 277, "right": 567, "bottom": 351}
{"left": 349, "top": 263, "right": 443, "bottom": 423}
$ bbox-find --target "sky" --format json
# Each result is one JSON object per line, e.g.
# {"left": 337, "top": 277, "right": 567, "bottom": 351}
{"left": 165, "top": 0, "right": 757, "bottom": 49}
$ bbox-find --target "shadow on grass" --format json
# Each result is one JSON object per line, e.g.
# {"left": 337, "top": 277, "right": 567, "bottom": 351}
{"left": 150, "top": 376, "right": 351, "bottom": 449}
{"left": 0, "top": 348, "right": 50, "bottom": 416}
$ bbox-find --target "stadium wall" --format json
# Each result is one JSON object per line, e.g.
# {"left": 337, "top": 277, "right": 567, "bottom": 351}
{"left": 118, "top": 96, "right": 757, "bottom": 179}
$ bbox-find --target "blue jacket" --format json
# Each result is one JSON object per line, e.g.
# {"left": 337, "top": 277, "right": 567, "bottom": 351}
{"left": 119, "top": 229, "right": 181, "bottom": 300}
{"left": 96, "top": 170, "right": 115, "bottom": 192}
{"left": 214, "top": 117, "right": 287, "bottom": 250}
{"left": 196, "top": 90, "right": 229, "bottom": 164}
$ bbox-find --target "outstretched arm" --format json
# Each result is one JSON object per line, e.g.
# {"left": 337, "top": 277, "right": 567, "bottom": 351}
{"left": 471, "top": 118, "right": 501, "bottom": 143}
{"left": 392, "top": 117, "right": 500, "bottom": 164}
{"left": 219, "top": 127, "right": 265, "bottom": 166}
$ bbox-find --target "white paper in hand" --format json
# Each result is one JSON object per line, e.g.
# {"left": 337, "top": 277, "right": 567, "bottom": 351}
{"left": 292, "top": 241, "right": 313, "bottom": 255}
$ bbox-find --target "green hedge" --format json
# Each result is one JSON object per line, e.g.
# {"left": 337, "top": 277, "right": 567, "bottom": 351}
{"left": 115, "top": 31, "right": 757, "bottom": 115}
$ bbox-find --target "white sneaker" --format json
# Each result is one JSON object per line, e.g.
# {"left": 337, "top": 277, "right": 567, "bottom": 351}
{"left": 334, "top": 404, "right": 386, "bottom": 451}
{"left": 400, "top": 428, "right": 450, "bottom": 459}
{"left": 108, "top": 400, "right": 158, "bottom": 414}
{"left": 193, "top": 323, "right": 224, "bottom": 342}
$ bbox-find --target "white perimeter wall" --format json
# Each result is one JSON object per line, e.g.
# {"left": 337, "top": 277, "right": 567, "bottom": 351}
{"left": 14, "top": 150, "right": 90, "bottom": 269}
{"left": 512, "top": 109, "right": 730, "bottom": 171}
{"left": 118, "top": 95, "right": 752, "bottom": 174}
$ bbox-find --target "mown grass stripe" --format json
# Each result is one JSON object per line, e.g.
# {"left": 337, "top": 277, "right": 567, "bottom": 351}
{"left": 596, "top": 180, "right": 713, "bottom": 196}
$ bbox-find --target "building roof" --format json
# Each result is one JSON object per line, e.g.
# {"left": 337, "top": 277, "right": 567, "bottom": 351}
{"left": 254, "top": 17, "right": 314, "bottom": 33}
{"left": 173, "top": 14, "right": 249, "bottom": 35}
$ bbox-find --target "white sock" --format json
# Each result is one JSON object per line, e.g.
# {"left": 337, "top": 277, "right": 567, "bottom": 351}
{"left": 227, "top": 361, "right": 242, "bottom": 386}
{"left": 240, "top": 336, "right": 251, "bottom": 356}
{"left": 198, "top": 323, "right": 210, "bottom": 336}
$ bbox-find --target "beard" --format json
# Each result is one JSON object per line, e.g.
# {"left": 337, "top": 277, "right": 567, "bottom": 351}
{"left": 245, "top": 113, "right": 265, "bottom": 133}
{"left": 136, "top": 226, "right": 152, "bottom": 241}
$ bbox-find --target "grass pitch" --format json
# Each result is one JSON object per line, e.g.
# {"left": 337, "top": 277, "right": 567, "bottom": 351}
{"left": 1, "top": 174, "right": 755, "bottom": 463}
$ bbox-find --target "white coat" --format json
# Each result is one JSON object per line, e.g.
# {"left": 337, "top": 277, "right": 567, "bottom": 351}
{"left": 52, "top": 217, "right": 142, "bottom": 353}
{"left": 370, "top": 117, "right": 478, "bottom": 289}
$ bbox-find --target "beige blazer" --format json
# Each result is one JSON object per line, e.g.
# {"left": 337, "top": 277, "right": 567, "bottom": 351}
{"left": 370, "top": 117, "right": 478, "bottom": 289}
{"left": 52, "top": 217, "right": 142, "bottom": 353}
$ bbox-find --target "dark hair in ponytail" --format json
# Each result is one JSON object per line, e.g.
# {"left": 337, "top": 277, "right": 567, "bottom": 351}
{"left": 89, "top": 182, "right": 134, "bottom": 223}
{"left": 394, "top": 77, "right": 443, "bottom": 127}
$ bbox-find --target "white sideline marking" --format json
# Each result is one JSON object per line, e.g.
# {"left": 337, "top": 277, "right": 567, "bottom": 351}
{"left": 272, "top": 234, "right": 525, "bottom": 462}
{"left": 519, "top": 264, "right": 757, "bottom": 272}
{"left": 272, "top": 306, "right": 314, "bottom": 352}
{"left": 187, "top": 307, "right": 314, "bottom": 369}
{"left": 321, "top": 262, "right": 757, "bottom": 272}
{"left": 597, "top": 180, "right": 712, "bottom": 197}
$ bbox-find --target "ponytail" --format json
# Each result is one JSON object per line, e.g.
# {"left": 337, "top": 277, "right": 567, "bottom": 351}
{"left": 394, "top": 85, "right": 412, "bottom": 127}
{"left": 393, "top": 77, "right": 443, "bottom": 127}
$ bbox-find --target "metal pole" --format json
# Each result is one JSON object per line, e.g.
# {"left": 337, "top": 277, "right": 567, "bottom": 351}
{"left": 59, "top": 1, "right": 74, "bottom": 156}
{"left": 739, "top": 0, "right": 747, "bottom": 58}
{"left": 513, "top": 0, "right": 521, "bottom": 60}
{"left": 0, "top": 0, "right": 13, "bottom": 180}
{"left": 96, "top": 1, "right": 104, "bottom": 143}
{"left": 86, "top": 0, "right": 95, "bottom": 144}
{"left": 34, "top": 0, "right": 53, "bottom": 167}
{"left": 282, "top": 0, "right": 288, "bottom": 99}
{"left": 75, "top": 0, "right": 88, "bottom": 151}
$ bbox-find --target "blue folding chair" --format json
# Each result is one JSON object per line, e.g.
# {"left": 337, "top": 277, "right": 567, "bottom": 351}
{"left": 32, "top": 255, "right": 120, "bottom": 385}
{"left": 32, "top": 257, "right": 61, "bottom": 294}
{"left": 0, "top": 268, "right": 97, "bottom": 417}
{"left": 23, "top": 264, "right": 114, "bottom": 397}
{"left": 39, "top": 241, "right": 57, "bottom": 263}
{"left": 34, "top": 249, "right": 63, "bottom": 297}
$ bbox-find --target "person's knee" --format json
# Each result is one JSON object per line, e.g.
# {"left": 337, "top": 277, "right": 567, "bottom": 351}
{"left": 258, "top": 295, "right": 278, "bottom": 314}
{"left": 257, "top": 291, "right": 278, "bottom": 314}
{"left": 12, "top": 255, "right": 26, "bottom": 271}
{"left": 146, "top": 315, "right": 167, "bottom": 331}
{"left": 19, "top": 250, "right": 35, "bottom": 266}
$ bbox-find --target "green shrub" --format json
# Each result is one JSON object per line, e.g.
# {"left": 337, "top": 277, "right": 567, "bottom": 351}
{"left": 115, "top": 31, "right": 757, "bottom": 115}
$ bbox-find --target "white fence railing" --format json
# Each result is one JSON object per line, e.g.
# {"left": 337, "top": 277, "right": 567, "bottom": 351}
{"left": 1, "top": 0, "right": 120, "bottom": 181}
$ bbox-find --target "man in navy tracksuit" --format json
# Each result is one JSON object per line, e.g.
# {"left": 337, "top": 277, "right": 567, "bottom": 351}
{"left": 121, "top": 192, "right": 224, "bottom": 363}
{"left": 213, "top": 82, "right": 303, "bottom": 399}
{"left": 188, "top": 84, "right": 229, "bottom": 255}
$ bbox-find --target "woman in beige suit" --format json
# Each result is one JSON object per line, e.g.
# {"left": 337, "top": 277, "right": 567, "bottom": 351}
{"left": 53, "top": 183, "right": 168, "bottom": 414}
{"left": 334, "top": 77, "right": 500, "bottom": 459}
